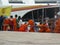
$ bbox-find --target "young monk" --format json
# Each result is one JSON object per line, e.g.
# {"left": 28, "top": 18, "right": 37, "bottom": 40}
{"left": 28, "top": 19, "right": 35, "bottom": 32}
{"left": 38, "top": 23, "right": 43, "bottom": 32}
{"left": 38, "top": 23, "right": 51, "bottom": 32}
{"left": 9, "top": 16, "right": 14, "bottom": 31}
{"left": 18, "top": 22, "right": 28, "bottom": 32}
{"left": 54, "top": 18, "right": 60, "bottom": 33}
{"left": 13, "top": 18, "right": 17, "bottom": 31}
{"left": 13, "top": 15, "right": 18, "bottom": 31}
{"left": 3, "top": 18, "right": 9, "bottom": 31}
{"left": 29, "top": 25, "right": 35, "bottom": 32}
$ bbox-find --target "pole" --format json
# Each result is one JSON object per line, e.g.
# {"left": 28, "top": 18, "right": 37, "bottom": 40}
{"left": 32, "top": 10, "right": 34, "bottom": 20}
{"left": 45, "top": 8, "right": 46, "bottom": 18}
{"left": 37, "top": 10, "right": 39, "bottom": 22}
{"left": 42, "top": 8, "right": 44, "bottom": 23}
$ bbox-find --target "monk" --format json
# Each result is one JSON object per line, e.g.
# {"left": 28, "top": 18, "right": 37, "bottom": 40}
{"left": 28, "top": 19, "right": 35, "bottom": 32}
{"left": 13, "top": 15, "right": 18, "bottom": 31}
{"left": 9, "top": 16, "right": 14, "bottom": 31}
{"left": 29, "top": 25, "right": 35, "bottom": 32}
{"left": 28, "top": 19, "right": 34, "bottom": 25}
{"left": 13, "top": 18, "right": 17, "bottom": 31}
{"left": 54, "top": 18, "right": 60, "bottom": 33}
{"left": 38, "top": 23, "right": 43, "bottom": 32}
{"left": 3, "top": 18, "right": 9, "bottom": 31}
{"left": 38, "top": 23, "right": 51, "bottom": 32}
{"left": 18, "top": 22, "right": 28, "bottom": 32}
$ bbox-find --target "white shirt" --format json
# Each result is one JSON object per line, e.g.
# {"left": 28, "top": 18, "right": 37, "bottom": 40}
{"left": 18, "top": 19, "right": 22, "bottom": 26}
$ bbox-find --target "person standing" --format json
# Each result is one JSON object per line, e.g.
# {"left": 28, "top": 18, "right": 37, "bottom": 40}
{"left": 13, "top": 14, "right": 18, "bottom": 31}
{"left": 18, "top": 16, "right": 22, "bottom": 28}
{"left": 3, "top": 18, "right": 9, "bottom": 31}
{"left": 0, "top": 15, "right": 5, "bottom": 30}
{"left": 9, "top": 16, "right": 14, "bottom": 31}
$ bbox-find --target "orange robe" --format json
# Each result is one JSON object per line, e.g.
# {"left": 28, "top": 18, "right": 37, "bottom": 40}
{"left": 28, "top": 20, "right": 35, "bottom": 32}
{"left": 3, "top": 19, "right": 9, "bottom": 31}
{"left": 9, "top": 18, "right": 14, "bottom": 31}
{"left": 54, "top": 19, "right": 60, "bottom": 33}
{"left": 39, "top": 24, "right": 51, "bottom": 32}
{"left": 13, "top": 18, "right": 17, "bottom": 31}
{"left": 29, "top": 25, "right": 35, "bottom": 32}
{"left": 28, "top": 20, "right": 34, "bottom": 25}
{"left": 38, "top": 24, "right": 44, "bottom": 32}
{"left": 18, "top": 24, "right": 28, "bottom": 32}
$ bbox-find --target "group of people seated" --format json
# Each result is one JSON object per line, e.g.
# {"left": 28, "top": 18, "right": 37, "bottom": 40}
{"left": 0, "top": 14, "right": 60, "bottom": 33}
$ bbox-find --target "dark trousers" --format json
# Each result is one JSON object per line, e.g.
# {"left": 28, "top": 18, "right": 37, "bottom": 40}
{"left": 0, "top": 24, "right": 3, "bottom": 31}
